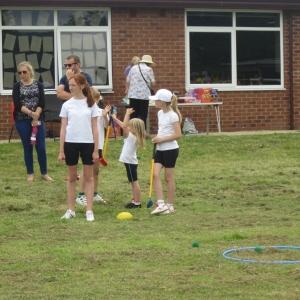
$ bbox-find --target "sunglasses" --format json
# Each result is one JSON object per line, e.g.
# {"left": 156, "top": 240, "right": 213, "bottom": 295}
{"left": 64, "top": 63, "right": 77, "bottom": 67}
{"left": 18, "top": 71, "right": 27, "bottom": 75}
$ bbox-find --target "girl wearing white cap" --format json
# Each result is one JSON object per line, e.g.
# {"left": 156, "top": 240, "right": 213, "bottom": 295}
{"left": 149, "top": 89, "right": 182, "bottom": 214}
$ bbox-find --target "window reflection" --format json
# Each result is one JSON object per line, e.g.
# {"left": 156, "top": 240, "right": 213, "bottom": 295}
{"left": 189, "top": 32, "right": 232, "bottom": 84}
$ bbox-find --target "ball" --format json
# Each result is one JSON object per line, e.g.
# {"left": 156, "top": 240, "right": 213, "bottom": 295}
{"left": 192, "top": 242, "right": 199, "bottom": 247}
{"left": 117, "top": 212, "right": 133, "bottom": 220}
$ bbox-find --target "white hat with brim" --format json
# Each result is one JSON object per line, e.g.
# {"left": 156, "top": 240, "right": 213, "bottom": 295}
{"left": 140, "top": 55, "right": 156, "bottom": 66}
{"left": 149, "top": 89, "right": 172, "bottom": 102}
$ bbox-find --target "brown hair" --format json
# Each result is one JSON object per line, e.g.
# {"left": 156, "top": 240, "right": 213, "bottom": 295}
{"left": 66, "top": 55, "right": 81, "bottom": 64}
{"left": 69, "top": 74, "right": 94, "bottom": 107}
{"left": 128, "top": 118, "right": 146, "bottom": 149}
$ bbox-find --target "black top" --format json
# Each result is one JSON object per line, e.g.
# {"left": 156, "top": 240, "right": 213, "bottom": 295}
{"left": 12, "top": 80, "right": 45, "bottom": 121}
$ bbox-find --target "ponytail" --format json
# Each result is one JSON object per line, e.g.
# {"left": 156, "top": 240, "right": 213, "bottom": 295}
{"left": 82, "top": 83, "right": 94, "bottom": 107}
{"left": 170, "top": 94, "right": 182, "bottom": 124}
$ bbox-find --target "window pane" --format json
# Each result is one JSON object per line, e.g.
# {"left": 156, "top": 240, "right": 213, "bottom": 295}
{"left": 58, "top": 10, "right": 108, "bottom": 26}
{"left": 237, "top": 31, "right": 281, "bottom": 85}
{"left": 2, "top": 10, "right": 54, "bottom": 26}
{"left": 236, "top": 13, "right": 280, "bottom": 27}
{"left": 189, "top": 32, "right": 231, "bottom": 84}
{"left": 2, "top": 30, "right": 55, "bottom": 89}
{"left": 187, "top": 12, "right": 232, "bottom": 27}
{"left": 60, "top": 32, "right": 108, "bottom": 85}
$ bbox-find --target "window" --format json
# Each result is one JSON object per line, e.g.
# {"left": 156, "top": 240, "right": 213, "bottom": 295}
{"left": 186, "top": 10, "right": 283, "bottom": 90}
{"left": 0, "top": 8, "right": 111, "bottom": 93}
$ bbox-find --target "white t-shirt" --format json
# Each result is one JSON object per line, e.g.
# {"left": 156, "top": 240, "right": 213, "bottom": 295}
{"left": 97, "top": 107, "right": 109, "bottom": 150}
{"left": 59, "top": 97, "right": 100, "bottom": 143}
{"left": 157, "top": 109, "right": 179, "bottom": 151}
{"left": 119, "top": 132, "right": 138, "bottom": 164}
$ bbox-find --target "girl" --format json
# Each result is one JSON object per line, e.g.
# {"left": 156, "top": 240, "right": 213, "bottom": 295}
{"left": 111, "top": 108, "right": 146, "bottom": 208}
{"left": 149, "top": 89, "right": 182, "bottom": 214}
{"left": 76, "top": 88, "right": 111, "bottom": 205}
{"left": 58, "top": 74, "right": 99, "bottom": 221}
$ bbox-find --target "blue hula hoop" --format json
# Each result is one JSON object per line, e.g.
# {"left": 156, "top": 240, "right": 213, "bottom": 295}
{"left": 222, "top": 246, "right": 300, "bottom": 264}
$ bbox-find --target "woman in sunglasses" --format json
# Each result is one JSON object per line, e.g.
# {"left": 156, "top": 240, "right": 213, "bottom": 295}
{"left": 12, "top": 61, "right": 53, "bottom": 181}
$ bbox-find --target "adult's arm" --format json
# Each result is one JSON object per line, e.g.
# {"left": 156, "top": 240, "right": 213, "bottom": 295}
{"left": 57, "top": 84, "right": 72, "bottom": 101}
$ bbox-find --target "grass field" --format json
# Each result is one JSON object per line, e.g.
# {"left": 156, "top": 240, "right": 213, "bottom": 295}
{"left": 1, "top": 132, "right": 300, "bottom": 299}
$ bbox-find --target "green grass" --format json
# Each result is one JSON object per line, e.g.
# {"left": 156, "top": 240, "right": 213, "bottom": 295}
{"left": 1, "top": 133, "right": 300, "bottom": 299}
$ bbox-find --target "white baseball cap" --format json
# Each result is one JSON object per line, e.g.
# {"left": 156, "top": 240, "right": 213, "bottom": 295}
{"left": 149, "top": 89, "right": 172, "bottom": 102}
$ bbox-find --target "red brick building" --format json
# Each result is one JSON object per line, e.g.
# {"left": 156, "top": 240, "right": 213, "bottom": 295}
{"left": 1, "top": 0, "right": 300, "bottom": 139}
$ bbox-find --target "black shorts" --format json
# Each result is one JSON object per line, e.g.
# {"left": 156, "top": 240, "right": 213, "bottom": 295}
{"left": 64, "top": 142, "right": 94, "bottom": 166}
{"left": 154, "top": 148, "right": 179, "bottom": 168}
{"left": 124, "top": 163, "right": 138, "bottom": 182}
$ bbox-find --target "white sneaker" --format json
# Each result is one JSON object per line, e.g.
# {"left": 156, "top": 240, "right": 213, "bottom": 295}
{"left": 86, "top": 210, "right": 94, "bottom": 222}
{"left": 161, "top": 207, "right": 174, "bottom": 214}
{"left": 61, "top": 209, "right": 75, "bottom": 219}
{"left": 93, "top": 193, "right": 106, "bottom": 203}
{"left": 151, "top": 204, "right": 169, "bottom": 215}
{"left": 76, "top": 195, "right": 87, "bottom": 206}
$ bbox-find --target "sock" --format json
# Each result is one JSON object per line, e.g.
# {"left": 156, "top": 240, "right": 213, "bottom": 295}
{"left": 78, "top": 192, "right": 85, "bottom": 196}
{"left": 94, "top": 192, "right": 97, "bottom": 196}
{"left": 133, "top": 201, "right": 141, "bottom": 205}
{"left": 167, "top": 203, "right": 174, "bottom": 209}
{"left": 157, "top": 200, "right": 165, "bottom": 206}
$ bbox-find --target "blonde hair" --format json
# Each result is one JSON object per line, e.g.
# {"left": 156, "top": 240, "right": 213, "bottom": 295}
{"left": 18, "top": 61, "right": 35, "bottom": 79}
{"left": 90, "top": 87, "right": 101, "bottom": 102}
{"left": 165, "top": 94, "right": 182, "bottom": 124}
{"left": 131, "top": 56, "right": 140, "bottom": 66}
{"left": 128, "top": 118, "right": 146, "bottom": 149}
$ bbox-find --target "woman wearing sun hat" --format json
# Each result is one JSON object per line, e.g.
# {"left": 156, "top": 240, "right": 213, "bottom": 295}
{"left": 125, "top": 54, "right": 156, "bottom": 134}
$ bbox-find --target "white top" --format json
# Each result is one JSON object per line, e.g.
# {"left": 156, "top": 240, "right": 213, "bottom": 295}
{"left": 97, "top": 107, "right": 109, "bottom": 150}
{"left": 59, "top": 97, "right": 100, "bottom": 143}
{"left": 119, "top": 132, "right": 138, "bottom": 164}
{"left": 157, "top": 109, "right": 179, "bottom": 151}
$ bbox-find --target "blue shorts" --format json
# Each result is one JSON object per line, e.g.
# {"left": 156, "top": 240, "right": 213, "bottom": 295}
{"left": 154, "top": 148, "right": 179, "bottom": 168}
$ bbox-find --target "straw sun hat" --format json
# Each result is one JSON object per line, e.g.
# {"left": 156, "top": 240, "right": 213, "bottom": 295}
{"left": 140, "top": 55, "right": 156, "bottom": 66}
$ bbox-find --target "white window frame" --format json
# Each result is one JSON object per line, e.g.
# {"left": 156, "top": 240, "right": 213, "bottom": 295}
{"left": 0, "top": 7, "right": 112, "bottom": 94}
{"left": 185, "top": 9, "right": 284, "bottom": 91}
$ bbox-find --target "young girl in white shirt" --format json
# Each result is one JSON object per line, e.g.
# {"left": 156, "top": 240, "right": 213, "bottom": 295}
{"left": 111, "top": 108, "right": 146, "bottom": 208}
{"left": 76, "top": 88, "right": 111, "bottom": 206}
{"left": 149, "top": 89, "right": 182, "bottom": 214}
{"left": 58, "top": 74, "right": 99, "bottom": 221}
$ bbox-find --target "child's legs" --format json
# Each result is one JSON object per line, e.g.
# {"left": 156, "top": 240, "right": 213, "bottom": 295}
{"left": 93, "top": 158, "right": 100, "bottom": 192}
{"left": 131, "top": 181, "right": 141, "bottom": 201}
{"left": 67, "top": 165, "right": 78, "bottom": 211}
{"left": 154, "top": 148, "right": 179, "bottom": 204}
{"left": 78, "top": 169, "right": 85, "bottom": 193}
{"left": 164, "top": 168, "right": 175, "bottom": 204}
{"left": 124, "top": 163, "right": 140, "bottom": 201}
{"left": 80, "top": 143, "right": 95, "bottom": 211}
{"left": 153, "top": 163, "right": 163, "bottom": 200}
{"left": 83, "top": 164, "right": 94, "bottom": 211}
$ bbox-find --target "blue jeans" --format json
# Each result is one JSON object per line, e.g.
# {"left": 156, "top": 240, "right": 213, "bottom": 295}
{"left": 15, "top": 119, "right": 48, "bottom": 175}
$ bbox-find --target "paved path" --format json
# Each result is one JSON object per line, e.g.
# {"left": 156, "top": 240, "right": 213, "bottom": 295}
{"left": 2, "top": 130, "right": 299, "bottom": 144}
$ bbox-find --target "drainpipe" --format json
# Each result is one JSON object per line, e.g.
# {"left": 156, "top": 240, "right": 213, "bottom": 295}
{"left": 289, "top": 11, "right": 294, "bottom": 130}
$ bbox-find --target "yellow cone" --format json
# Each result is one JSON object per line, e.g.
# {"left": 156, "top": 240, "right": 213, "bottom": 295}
{"left": 117, "top": 212, "right": 133, "bottom": 220}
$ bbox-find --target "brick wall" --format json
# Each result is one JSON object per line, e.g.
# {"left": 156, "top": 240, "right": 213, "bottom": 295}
{"left": 0, "top": 9, "right": 299, "bottom": 140}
